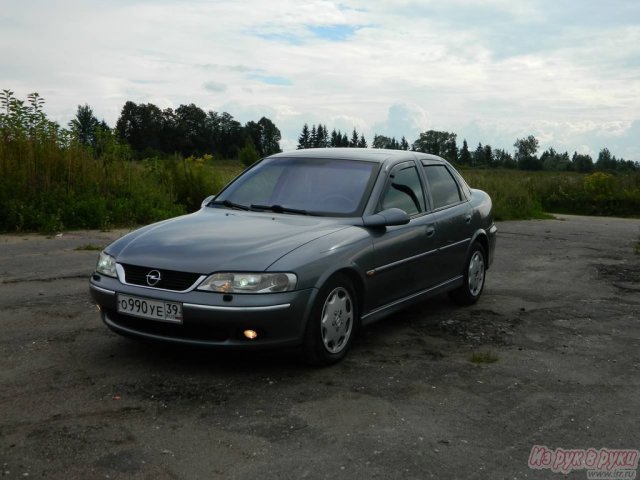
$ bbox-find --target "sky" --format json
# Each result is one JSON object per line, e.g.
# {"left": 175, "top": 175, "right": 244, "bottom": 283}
{"left": 1, "top": 0, "right": 639, "bottom": 160}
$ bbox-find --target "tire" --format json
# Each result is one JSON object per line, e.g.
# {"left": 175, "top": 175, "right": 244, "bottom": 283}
{"left": 303, "top": 274, "right": 358, "bottom": 366}
{"left": 449, "top": 242, "right": 486, "bottom": 305}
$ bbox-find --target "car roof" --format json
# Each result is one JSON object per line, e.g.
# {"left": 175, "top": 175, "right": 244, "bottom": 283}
{"left": 267, "top": 148, "right": 446, "bottom": 165}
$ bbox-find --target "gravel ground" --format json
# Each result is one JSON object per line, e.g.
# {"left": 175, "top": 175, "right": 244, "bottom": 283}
{"left": 0, "top": 214, "right": 638, "bottom": 479}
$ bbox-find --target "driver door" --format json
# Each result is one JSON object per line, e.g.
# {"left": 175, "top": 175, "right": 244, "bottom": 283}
{"left": 366, "top": 162, "right": 439, "bottom": 309}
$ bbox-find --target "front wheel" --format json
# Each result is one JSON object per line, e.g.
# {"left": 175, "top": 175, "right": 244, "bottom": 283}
{"left": 303, "top": 274, "right": 358, "bottom": 366}
{"left": 449, "top": 242, "right": 486, "bottom": 305}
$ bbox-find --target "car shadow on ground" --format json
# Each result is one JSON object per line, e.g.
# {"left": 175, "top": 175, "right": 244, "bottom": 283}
{"left": 93, "top": 293, "right": 460, "bottom": 375}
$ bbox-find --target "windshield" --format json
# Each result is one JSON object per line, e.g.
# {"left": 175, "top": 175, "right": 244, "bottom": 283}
{"left": 214, "top": 157, "right": 379, "bottom": 216}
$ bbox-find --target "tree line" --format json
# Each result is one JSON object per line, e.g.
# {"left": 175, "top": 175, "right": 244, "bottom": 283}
{"left": 296, "top": 125, "right": 638, "bottom": 173}
{"left": 114, "top": 101, "right": 281, "bottom": 161}
{"left": 1, "top": 87, "right": 636, "bottom": 173}
{"left": 61, "top": 100, "right": 281, "bottom": 163}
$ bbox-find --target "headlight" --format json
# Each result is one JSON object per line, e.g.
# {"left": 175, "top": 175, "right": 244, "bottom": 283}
{"left": 96, "top": 251, "right": 117, "bottom": 277}
{"left": 197, "top": 272, "right": 297, "bottom": 293}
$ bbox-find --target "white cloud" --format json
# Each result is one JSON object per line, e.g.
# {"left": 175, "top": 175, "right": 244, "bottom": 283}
{"left": 203, "top": 81, "right": 227, "bottom": 93}
{"left": 1, "top": 0, "right": 639, "bottom": 160}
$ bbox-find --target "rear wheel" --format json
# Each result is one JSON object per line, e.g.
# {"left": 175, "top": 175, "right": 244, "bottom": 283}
{"left": 303, "top": 274, "right": 358, "bottom": 366}
{"left": 449, "top": 242, "right": 486, "bottom": 305}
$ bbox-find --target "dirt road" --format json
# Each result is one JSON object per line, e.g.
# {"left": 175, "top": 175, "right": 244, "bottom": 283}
{"left": 1, "top": 215, "right": 638, "bottom": 479}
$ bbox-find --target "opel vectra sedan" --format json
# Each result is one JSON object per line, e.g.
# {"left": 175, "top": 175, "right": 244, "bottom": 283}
{"left": 90, "top": 148, "right": 496, "bottom": 364}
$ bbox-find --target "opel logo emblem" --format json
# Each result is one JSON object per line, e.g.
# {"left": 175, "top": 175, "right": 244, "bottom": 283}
{"left": 146, "top": 270, "right": 161, "bottom": 286}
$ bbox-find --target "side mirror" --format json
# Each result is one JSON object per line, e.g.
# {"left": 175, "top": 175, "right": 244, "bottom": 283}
{"left": 201, "top": 195, "right": 216, "bottom": 208}
{"left": 362, "top": 208, "right": 410, "bottom": 228}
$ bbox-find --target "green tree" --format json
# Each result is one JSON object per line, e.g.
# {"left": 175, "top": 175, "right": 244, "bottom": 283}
{"left": 572, "top": 152, "right": 594, "bottom": 172}
{"left": 330, "top": 129, "right": 339, "bottom": 147}
{"left": 297, "top": 124, "right": 310, "bottom": 149}
{"left": 245, "top": 117, "right": 281, "bottom": 157}
{"left": 350, "top": 128, "right": 359, "bottom": 147}
{"left": 174, "top": 103, "right": 208, "bottom": 157}
{"left": 514, "top": 135, "right": 541, "bottom": 170}
{"left": 316, "top": 124, "right": 329, "bottom": 148}
{"left": 238, "top": 139, "right": 259, "bottom": 166}
{"left": 459, "top": 139, "right": 471, "bottom": 166}
{"left": 596, "top": 148, "right": 616, "bottom": 171}
{"left": 540, "top": 147, "right": 571, "bottom": 171}
{"left": 115, "top": 101, "right": 164, "bottom": 156}
{"left": 357, "top": 134, "right": 367, "bottom": 148}
{"left": 69, "top": 104, "right": 99, "bottom": 148}
{"left": 400, "top": 136, "right": 409, "bottom": 150}
{"left": 372, "top": 134, "right": 391, "bottom": 149}
{"left": 412, "top": 130, "right": 457, "bottom": 162}
{"left": 472, "top": 143, "right": 484, "bottom": 167}
{"left": 493, "top": 148, "right": 516, "bottom": 168}
{"left": 211, "top": 111, "right": 244, "bottom": 158}
{"left": 483, "top": 144, "right": 492, "bottom": 167}
{"left": 310, "top": 125, "right": 317, "bottom": 147}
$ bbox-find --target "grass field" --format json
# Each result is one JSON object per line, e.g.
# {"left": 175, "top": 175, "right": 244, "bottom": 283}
{"left": 204, "top": 161, "right": 640, "bottom": 222}
{"left": 0, "top": 139, "right": 638, "bottom": 232}
{"left": 461, "top": 168, "right": 640, "bottom": 220}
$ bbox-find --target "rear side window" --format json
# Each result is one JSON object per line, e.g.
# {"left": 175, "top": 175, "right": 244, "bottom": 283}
{"left": 423, "top": 165, "right": 462, "bottom": 209}
{"left": 378, "top": 165, "right": 425, "bottom": 216}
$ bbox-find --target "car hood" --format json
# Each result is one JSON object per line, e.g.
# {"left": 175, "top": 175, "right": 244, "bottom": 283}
{"left": 109, "top": 208, "right": 350, "bottom": 274}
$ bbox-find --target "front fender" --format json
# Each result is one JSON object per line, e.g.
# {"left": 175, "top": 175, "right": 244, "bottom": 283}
{"left": 268, "top": 226, "right": 374, "bottom": 291}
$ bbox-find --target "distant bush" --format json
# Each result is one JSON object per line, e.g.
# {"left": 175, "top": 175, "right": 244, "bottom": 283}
{"left": 143, "top": 154, "right": 227, "bottom": 212}
{"left": 2, "top": 90, "right": 638, "bottom": 232}
{"left": 462, "top": 169, "right": 640, "bottom": 220}
{"left": 0, "top": 90, "right": 227, "bottom": 232}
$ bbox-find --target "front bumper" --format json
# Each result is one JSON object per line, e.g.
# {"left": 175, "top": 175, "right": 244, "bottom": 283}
{"left": 90, "top": 274, "right": 316, "bottom": 349}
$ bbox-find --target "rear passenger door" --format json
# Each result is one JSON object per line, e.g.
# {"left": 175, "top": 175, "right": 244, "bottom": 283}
{"left": 421, "top": 163, "right": 473, "bottom": 285}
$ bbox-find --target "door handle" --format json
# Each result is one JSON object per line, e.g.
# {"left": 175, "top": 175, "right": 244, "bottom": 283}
{"left": 426, "top": 225, "right": 435, "bottom": 237}
{"left": 464, "top": 215, "right": 472, "bottom": 224}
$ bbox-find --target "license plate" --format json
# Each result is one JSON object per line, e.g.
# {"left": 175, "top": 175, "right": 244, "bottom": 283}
{"left": 117, "top": 294, "right": 183, "bottom": 324}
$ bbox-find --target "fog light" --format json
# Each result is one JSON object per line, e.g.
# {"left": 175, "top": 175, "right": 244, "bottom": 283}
{"left": 243, "top": 329, "right": 258, "bottom": 340}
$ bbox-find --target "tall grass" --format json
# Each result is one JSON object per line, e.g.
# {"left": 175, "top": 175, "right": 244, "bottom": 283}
{"left": 0, "top": 130, "right": 229, "bottom": 232}
{"left": 1, "top": 87, "right": 637, "bottom": 232}
{"left": 462, "top": 169, "right": 640, "bottom": 220}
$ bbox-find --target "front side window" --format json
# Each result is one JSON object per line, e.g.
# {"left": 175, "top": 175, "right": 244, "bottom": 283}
{"left": 423, "top": 165, "right": 462, "bottom": 209}
{"left": 378, "top": 165, "right": 425, "bottom": 216}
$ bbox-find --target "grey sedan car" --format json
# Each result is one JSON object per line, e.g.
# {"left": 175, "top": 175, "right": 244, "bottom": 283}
{"left": 90, "top": 148, "right": 496, "bottom": 364}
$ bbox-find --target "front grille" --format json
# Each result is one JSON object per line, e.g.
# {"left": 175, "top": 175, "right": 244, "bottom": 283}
{"left": 121, "top": 263, "right": 202, "bottom": 291}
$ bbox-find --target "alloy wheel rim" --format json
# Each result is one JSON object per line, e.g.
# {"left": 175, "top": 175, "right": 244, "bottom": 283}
{"left": 320, "top": 287, "right": 353, "bottom": 354}
{"left": 468, "top": 251, "right": 485, "bottom": 296}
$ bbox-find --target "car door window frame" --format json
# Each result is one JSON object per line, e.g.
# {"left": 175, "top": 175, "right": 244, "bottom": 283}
{"left": 421, "top": 162, "right": 467, "bottom": 212}
{"left": 375, "top": 162, "right": 427, "bottom": 218}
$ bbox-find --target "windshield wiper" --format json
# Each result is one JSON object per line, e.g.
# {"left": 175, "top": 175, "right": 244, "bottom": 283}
{"left": 250, "top": 204, "right": 311, "bottom": 215}
{"left": 211, "top": 199, "right": 250, "bottom": 211}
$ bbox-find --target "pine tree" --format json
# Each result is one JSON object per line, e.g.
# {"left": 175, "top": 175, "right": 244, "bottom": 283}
{"left": 483, "top": 144, "right": 492, "bottom": 167}
{"left": 330, "top": 129, "right": 338, "bottom": 147}
{"left": 358, "top": 134, "right": 367, "bottom": 148}
{"left": 297, "top": 123, "right": 310, "bottom": 149}
{"left": 473, "top": 143, "right": 484, "bottom": 167}
{"left": 350, "top": 128, "right": 359, "bottom": 147}
{"left": 310, "top": 124, "right": 317, "bottom": 148}
{"left": 400, "top": 136, "right": 409, "bottom": 150}
{"left": 317, "top": 124, "right": 328, "bottom": 148}
{"left": 460, "top": 139, "right": 471, "bottom": 165}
